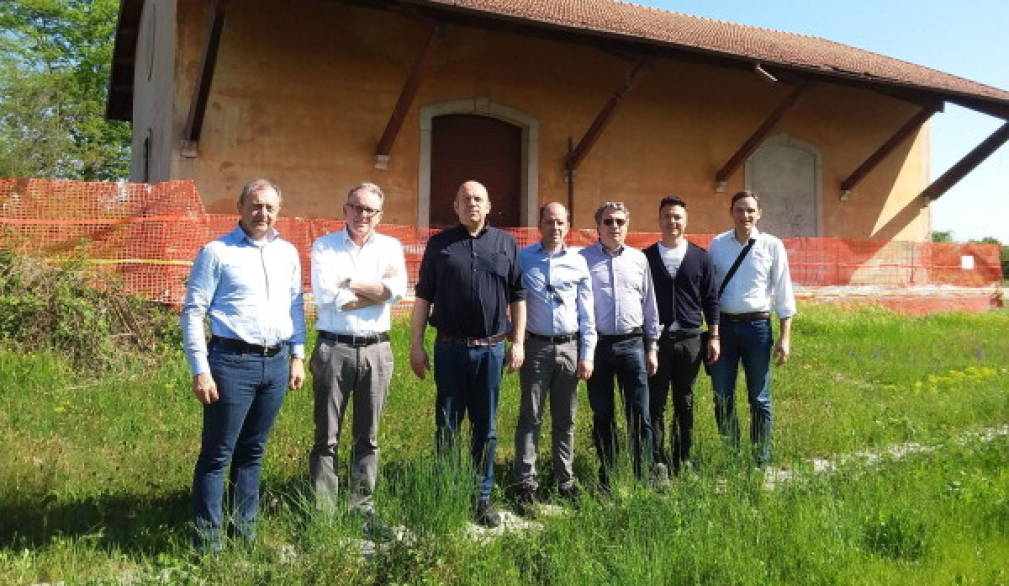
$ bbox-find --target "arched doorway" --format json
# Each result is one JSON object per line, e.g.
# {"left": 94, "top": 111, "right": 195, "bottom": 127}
{"left": 745, "top": 134, "right": 822, "bottom": 238}
{"left": 430, "top": 114, "right": 521, "bottom": 228}
{"left": 418, "top": 98, "right": 539, "bottom": 228}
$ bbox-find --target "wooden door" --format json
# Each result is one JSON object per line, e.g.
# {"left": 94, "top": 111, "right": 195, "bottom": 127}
{"left": 430, "top": 114, "right": 522, "bottom": 228}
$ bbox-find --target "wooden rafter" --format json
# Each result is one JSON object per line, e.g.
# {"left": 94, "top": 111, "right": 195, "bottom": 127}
{"left": 565, "top": 55, "right": 653, "bottom": 172}
{"left": 374, "top": 22, "right": 444, "bottom": 168}
{"left": 714, "top": 81, "right": 810, "bottom": 189}
{"left": 839, "top": 102, "right": 943, "bottom": 199}
{"left": 182, "top": 0, "right": 231, "bottom": 148}
{"left": 919, "top": 121, "right": 1009, "bottom": 202}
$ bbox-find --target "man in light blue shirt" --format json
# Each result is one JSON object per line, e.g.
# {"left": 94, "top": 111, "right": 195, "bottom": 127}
{"left": 181, "top": 178, "right": 306, "bottom": 553}
{"left": 513, "top": 202, "right": 595, "bottom": 513}
{"left": 580, "top": 201, "right": 660, "bottom": 488}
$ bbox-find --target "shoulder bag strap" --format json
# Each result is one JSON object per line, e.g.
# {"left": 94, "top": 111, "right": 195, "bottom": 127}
{"left": 718, "top": 238, "right": 756, "bottom": 299}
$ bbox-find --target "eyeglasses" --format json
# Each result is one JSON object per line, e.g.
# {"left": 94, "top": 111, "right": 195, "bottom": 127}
{"left": 602, "top": 218, "right": 627, "bottom": 227}
{"left": 545, "top": 283, "right": 564, "bottom": 305}
{"left": 346, "top": 203, "right": 382, "bottom": 217}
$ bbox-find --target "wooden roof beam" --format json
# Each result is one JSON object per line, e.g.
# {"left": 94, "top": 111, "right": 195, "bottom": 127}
{"left": 181, "top": 0, "right": 232, "bottom": 154}
{"left": 566, "top": 55, "right": 653, "bottom": 172}
{"left": 839, "top": 102, "right": 943, "bottom": 200}
{"left": 374, "top": 21, "right": 444, "bottom": 169}
{"left": 714, "top": 81, "right": 811, "bottom": 191}
{"left": 919, "top": 120, "right": 1009, "bottom": 202}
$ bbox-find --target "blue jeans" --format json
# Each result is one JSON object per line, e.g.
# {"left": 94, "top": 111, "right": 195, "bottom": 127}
{"left": 587, "top": 335, "right": 652, "bottom": 482}
{"left": 433, "top": 339, "right": 504, "bottom": 502}
{"left": 709, "top": 319, "right": 773, "bottom": 466}
{"left": 192, "top": 343, "right": 289, "bottom": 551}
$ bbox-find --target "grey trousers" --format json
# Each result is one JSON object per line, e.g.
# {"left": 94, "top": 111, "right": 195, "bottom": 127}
{"left": 514, "top": 336, "right": 579, "bottom": 490}
{"left": 308, "top": 337, "right": 393, "bottom": 513}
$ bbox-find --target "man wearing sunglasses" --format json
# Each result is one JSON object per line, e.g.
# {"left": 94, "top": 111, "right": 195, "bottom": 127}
{"left": 308, "top": 182, "right": 407, "bottom": 539}
{"left": 580, "top": 202, "right": 660, "bottom": 489}
{"left": 513, "top": 202, "right": 596, "bottom": 513}
{"left": 411, "top": 180, "right": 526, "bottom": 528}
{"left": 644, "top": 196, "right": 719, "bottom": 482}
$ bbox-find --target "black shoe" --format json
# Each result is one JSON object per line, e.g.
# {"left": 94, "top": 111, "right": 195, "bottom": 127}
{"left": 362, "top": 511, "right": 394, "bottom": 542}
{"left": 557, "top": 482, "right": 581, "bottom": 501}
{"left": 474, "top": 500, "right": 501, "bottom": 528}
{"left": 515, "top": 487, "right": 537, "bottom": 517}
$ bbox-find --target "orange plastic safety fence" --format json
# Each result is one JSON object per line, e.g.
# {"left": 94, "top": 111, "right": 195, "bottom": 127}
{"left": 0, "top": 179, "right": 1002, "bottom": 310}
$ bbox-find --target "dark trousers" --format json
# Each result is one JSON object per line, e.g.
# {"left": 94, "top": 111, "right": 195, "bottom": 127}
{"left": 648, "top": 332, "right": 703, "bottom": 471}
{"left": 192, "top": 343, "right": 288, "bottom": 551}
{"left": 433, "top": 339, "right": 505, "bottom": 501}
{"left": 587, "top": 335, "right": 652, "bottom": 483}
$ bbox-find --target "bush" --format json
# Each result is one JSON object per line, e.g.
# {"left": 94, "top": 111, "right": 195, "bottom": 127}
{"left": 0, "top": 247, "right": 179, "bottom": 368}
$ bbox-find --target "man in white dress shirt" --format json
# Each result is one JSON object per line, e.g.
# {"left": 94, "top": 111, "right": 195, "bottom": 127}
{"left": 707, "top": 190, "right": 795, "bottom": 467}
{"left": 309, "top": 182, "right": 406, "bottom": 537}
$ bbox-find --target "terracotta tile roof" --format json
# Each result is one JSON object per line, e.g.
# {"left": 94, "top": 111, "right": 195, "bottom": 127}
{"left": 413, "top": 0, "right": 1009, "bottom": 104}
{"left": 107, "top": 0, "right": 1009, "bottom": 121}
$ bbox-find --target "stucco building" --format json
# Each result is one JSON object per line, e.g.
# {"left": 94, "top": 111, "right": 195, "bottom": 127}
{"left": 106, "top": 0, "right": 1009, "bottom": 240}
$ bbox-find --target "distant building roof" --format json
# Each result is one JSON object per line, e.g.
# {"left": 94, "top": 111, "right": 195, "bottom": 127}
{"left": 107, "top": 0, "right": 1009, "bottom": 121}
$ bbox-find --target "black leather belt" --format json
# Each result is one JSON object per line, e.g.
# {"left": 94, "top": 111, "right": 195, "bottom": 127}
{"left": 437, "top": 332, "right": 508, "bottom": 347}
{"left": 599, "top": 327, "right": 644, "bottom": 341}
{"left": 318, "top": 330, "right": 390, "bottom": 347}
{"left": 665, "top": 328, "right": 702, "bottom": 340}
{"left": 210, "top": 336, "right": 282, "bottom": 357}
{"left": 527, "top": 332, "right": 579, "bottom": 344}
{"left": 720, "top": 312, "right": 771, "bottom": 322}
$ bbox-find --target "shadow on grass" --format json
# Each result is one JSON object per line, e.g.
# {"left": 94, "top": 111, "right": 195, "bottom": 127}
{"left": 0, "top": 489, "right": 192, "bottom": 553}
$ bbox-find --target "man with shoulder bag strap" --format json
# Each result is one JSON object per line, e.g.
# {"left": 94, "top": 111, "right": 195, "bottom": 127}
{"left": 707, "top": 191, "right": 796, "bottom": 468}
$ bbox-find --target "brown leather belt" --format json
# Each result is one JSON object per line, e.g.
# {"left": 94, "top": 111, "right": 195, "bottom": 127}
{"left": 720, "top": 312, "right": 771, "bottom": 322}
{"left": 437, "top": 332, "right": 508, "bottom": 347}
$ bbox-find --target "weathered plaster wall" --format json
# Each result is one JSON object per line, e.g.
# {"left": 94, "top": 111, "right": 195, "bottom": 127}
{"left": 167, "top": 0, "right": 930, "bottom": 240}
{"left": 130, "top": 0, "right": 176, "bottom": 184}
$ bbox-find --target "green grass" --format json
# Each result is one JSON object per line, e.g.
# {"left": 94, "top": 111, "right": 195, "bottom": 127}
{"left": 1, "top": 304, "right": 1008, "bottom": 584}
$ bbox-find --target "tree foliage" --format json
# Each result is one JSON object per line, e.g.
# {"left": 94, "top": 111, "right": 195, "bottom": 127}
{"left": 0, "top": 0, "right": 129, "bottom": 180}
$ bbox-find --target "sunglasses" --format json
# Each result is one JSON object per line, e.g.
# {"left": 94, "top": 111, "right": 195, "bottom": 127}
{"left": 545, "top": 283, "right": 564, "bottom": 305}
{"left": 346, "top": 203, "right": 382, "bottom": 217}
{"left": 602, "top": 218, "right": 627, "bottom": 227}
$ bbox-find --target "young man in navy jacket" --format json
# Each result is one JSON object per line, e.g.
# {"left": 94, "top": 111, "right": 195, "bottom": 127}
{"left": 643, "top": 196, "right": 719, "bottom": 478}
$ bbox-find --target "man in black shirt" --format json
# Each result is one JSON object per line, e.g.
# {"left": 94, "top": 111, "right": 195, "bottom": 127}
{"left": 644, "top": 196, "right": 719, "bottom": 478}
{"left": 410, "top": 180, "right": 526, "bottom": 527}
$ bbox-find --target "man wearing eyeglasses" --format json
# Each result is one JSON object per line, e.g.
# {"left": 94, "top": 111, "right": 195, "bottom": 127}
{"left": 309, "top": 182, "right": 406, "bottom": 539}
{"left": 644, "top": 196, "right": 719, "bottom": 481}
{"left": 580, "top": 202, "right": 660, "bottom": 488}
{"left": 512, "top": 202, "right": 596, "bottom": 513}
{"left": 410, "top": 180, "right": 526, "bottom": 528}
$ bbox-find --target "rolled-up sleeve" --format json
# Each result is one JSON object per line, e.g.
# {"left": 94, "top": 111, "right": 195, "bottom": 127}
{"left": 701, "top": 253, "right": 720, "bottom": 327}
{"left": 642, "top": 263, "right": 661, "bottom": 341}
{"left": 382, "top": 240, "right": 408, "bottom": 304}
{"left": 181, "top": 246, "right": 218, "bottom": 376}
{"left": 289, "top": 250, "right": 306, "bottom": 358}
{"left": 507, "top": 237, "right": 526, "bottom": 302}
{"left": 415, "top": 240, "right": 437, "bottom": 302}
{"left": 770, "top": 240, "right": 797, "bottom": 319}
{"left": 576, "top": 268, "right": 597, "bottom": 361}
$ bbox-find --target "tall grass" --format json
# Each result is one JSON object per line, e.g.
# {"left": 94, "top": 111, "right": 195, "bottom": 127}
{"left": 1, "top": 305, "right": 1007, "bottom": 584}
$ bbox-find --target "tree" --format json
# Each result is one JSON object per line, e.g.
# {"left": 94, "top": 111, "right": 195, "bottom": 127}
{"left": 0, "top": 0, "right": 129, "bottom": 181}
{"left": 931, "top": 230, "right": 953, "bottom": 243}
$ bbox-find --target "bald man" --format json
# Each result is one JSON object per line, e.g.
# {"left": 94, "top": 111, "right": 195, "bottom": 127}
{"left": 410, "top": 180, "right": 526, "bottom": 527}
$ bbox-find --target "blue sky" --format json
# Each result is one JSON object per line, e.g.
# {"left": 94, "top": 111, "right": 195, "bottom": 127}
{"left": 635, "top": 0, "right": 1009, "bottom": 242}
